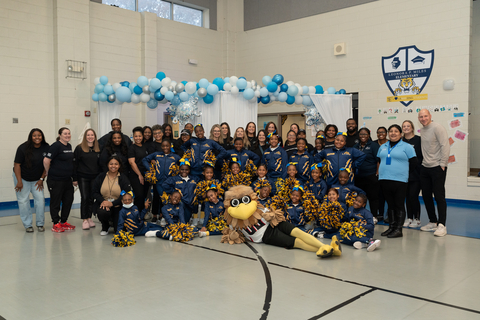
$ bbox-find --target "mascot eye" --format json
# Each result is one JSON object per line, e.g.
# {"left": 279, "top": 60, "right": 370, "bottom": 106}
{"left": 231, "top": 199, "right": 240, "bottom": 207}
{"left": 241, "top": 196, "right": 251, "bottom": 204}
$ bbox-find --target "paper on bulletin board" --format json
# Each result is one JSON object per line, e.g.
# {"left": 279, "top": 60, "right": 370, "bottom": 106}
{"left": 454, "top": 129, "right": 468, "bottom": 141}
{"left": 448, "top": 119, "right": 462, "bottom": 130}
{"left": 448, "top": 137, "right": 455, "bottom": 147}
{"left": 448, "top": 154, "right": 457, "bottom": 164}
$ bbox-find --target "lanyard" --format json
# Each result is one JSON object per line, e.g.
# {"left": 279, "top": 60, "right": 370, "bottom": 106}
{"left": 387, "top": 141, "right": 398, "bottom": 157}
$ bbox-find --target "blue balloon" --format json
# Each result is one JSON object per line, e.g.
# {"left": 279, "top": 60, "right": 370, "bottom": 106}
{"left": 165, "top": 91, "right": 174, "bottom": 101}
{"left": 280, "top": 84, "right": 288, "bottom": 92}
{"left": 171, "top": 95, "right": 181, "bottom": 106}
{"left": 236, "top": 79, "right": 247, "bottom": 90}
{"left": 267, "top": 82, "right": 278, "bottom": 93}
{"left": 287, "top": 85, "right": 298, "bottom": 96}
{"left": 213, "top": 77, "right": 225, "bottom": 91}
{"left": 339, "top": 89, "right": 346, "bottom": 94}
{"left": 327, "top": 87, "right": 336, "bottom": 94}
{"left": 181, "top": 81, "right": 188, "bottom": 85}
{"left": 92, "top": 93, "right": 99, "bottom": 101}
{"left": 199, "top": 78, "right": 209, "bottom": 88}
{"left": 224, "top": 77, "right": 230, "bottom": 83}
{"left": 239, "top": 89, "right": 245, "bottom": 92}
{"left": 104, "top": 85, "right": 114, "bottom": 95}
{"left": 302, "top": 96, "right": 313, "bottom": 106}
{"left": 116, "top": 87, "right": 131, "bottom": 102}
{"left": 302, "top": 86, "right": 309, "bottom": 94}
{"left": 147, "top": 98, "right": 158, "bottom": 109}
{"left": 150, "top": 78, "right": 161, "bottom": 91}
{"left": 286, "top": 95, "right": 295, "bottom": 105}
{"left": 128, "top": 82, "right": 136, "bottom": 92}
{"left": 260, "top": 87, "right": 269, "bottom": 97}
{"left": 107, "top": 99, "right": 114, "bottom": 104}
{"left": 134, "top": 86, "right": 143, "bottom": 95}
{"left": 99, "top": 76, "right": 108, "bottom": 85}
{"left": 154, "top": 90, "right": 164, "bottom": 101}
{"left": 315, "top": 85, "right": 324, "bottom": 94}
{"left": 278, "top": 92, "right": 288, "bottom": 102}
{"left": 94, "top": 84, "right": 104, "bottom": 94}
{"left": 239, "top": 76, "right": 246, "bottom": 80}
{"left": 335, "top": 91, "right": 340, "bottom": 95}
{"left": 137, "top": 76, "right": 148, "bottom": 88}
{"left": 262, "top": 76, "right": 272, "bottom": 86}
{"left": 203, "top": 94, "right": 214, "bottom": 104}
{"left": 121, "top": 81, "right": 130, "bottom": 87}
{"left": 207, "top": 84, "right": 219, "bottom": 96}
{"left": 272, "top": 74, "right": 284, "bottom": 85}
{"left": 156, "top": 72, "right": 166, "bottom": 80}
{"left": 260, "top": 95, "right": 270, "bottom": 104}
{"left": 243, "top": 88, "right": 255, "bottom": 100}
{"left": 179, "top": 92, "right": 189, "bottom": 101}
{"left": 196, "top": 82, "right": 200, "bottom": 90}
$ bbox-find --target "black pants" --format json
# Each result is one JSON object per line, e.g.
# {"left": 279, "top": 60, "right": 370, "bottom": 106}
{"left": 47, "top": 179, "right": 74, "bottom": 224}
{"left": 405, "top": 179, "right": 421, "bottom": 220}
{"left": 379, "top": 180, "right": 407, "bottom": 213}
{"left": 78, "top": 177, "right": 95, "bottom": 220}
{"left": 129, "top": 172, "right": 149, "bottom": 212}
{"left": 355, "top": 174, "right": 379, "bottom": 217}
{"left": 420, "top": 166, "right": 447, "bottom": 226}
{"left": 97, "top": 206, "right": 121, "bottom": 232}
{"left": 152, "top": 184, "right": 162, "bottom": 217}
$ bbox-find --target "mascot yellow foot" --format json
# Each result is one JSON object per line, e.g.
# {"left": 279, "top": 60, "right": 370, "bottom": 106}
{"left": 316, "top": 236, "right": 342, "bottom": 258}
{"left": 331, "top": 235, "right": 342, "bottom": 256}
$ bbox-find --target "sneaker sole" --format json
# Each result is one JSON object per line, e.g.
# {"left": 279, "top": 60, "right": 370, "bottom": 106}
{"left": 367, "top": 240, "right": 381, "bottom": 252}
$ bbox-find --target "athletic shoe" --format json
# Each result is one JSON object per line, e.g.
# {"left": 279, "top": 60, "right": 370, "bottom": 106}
{"left": 373, "top": 217, "right": 378, "bottom": 225}
{"left": 60, "top": 222, "right": 76, "bottom": 231}
{"left": 82, "top": 220, "right": 90, "bottom": 230}
{"left": 403, "top": 218, "right": 413, "bottom": 227}
{"left": 108, "top": 227, "right": 114, "bottom": 234}
{"left": 313, "top": 231, "right": 325, "bottom": 238}
{"left": 198, "top": 231, "right": 209, "bottom": 238}
{"left": 37, "top": 226, "right": 45, "bottom": 232}
{"left": 420, "top": 222, "right": 438, "bottom": 232}
{"left": 87, "top": 218, "right": 95, "bottom": 228}
{"left": 434, "top": 224, "right": 447, "bottom": 237}
{"left": 51, "top": 223, "right": 65, "bottom": 233}
{"left": 367, "top": 239, "right": 381, "bottom": 252}
{"left": 26, "top": 227, "right": 34, "bottom": 233}
{"left": 160, "top": 218, "right": 166, "bottom": 227}
{"left": 353, "top": 241, "right": 366, "bottom": 249}
{"left": 100, "top": 230, "right": 108, "bottom": 236}
{"left": 145, "top": 231, "right": 158, "bottom": 238}
{"left": 409, "top": 219, "right": 421, "bottom": 228}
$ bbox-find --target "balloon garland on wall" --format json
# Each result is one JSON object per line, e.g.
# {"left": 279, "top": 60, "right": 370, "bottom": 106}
{"left": 91, "top": 73, "right": 346, "bottom": 127}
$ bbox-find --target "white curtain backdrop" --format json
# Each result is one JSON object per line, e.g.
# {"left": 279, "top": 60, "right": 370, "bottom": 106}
{"left": 98, "top": 102, "right": 122, "bottom": 137}
{"left": 220, "top": 92, "right": 258, "bottom": 131}
{"left": 309, "top": 94, "right": 352, "bottom": 132}
{"left": 194, "top": 96, "right": 221, "bottom": 134}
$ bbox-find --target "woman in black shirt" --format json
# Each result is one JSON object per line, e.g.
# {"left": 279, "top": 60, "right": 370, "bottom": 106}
{"left": 128, "top": 126, "right": 149, "bottom": 211}
{"left": 284, "top": 129, "right": 298, "bottom": 158}
{"left": 44, "top": 127, "right": 76, "bottom": 233}
{"left": 13, "top": 128, "right": 49, "bottom": 232}
{"left": 73, "top": 129, "right": 101, "bottom": 230}
{"left": 324, "top": 124, "right": 338, "bottom": 149}
{"left": 245, "top": 121, "right": 259, "bottom": 152}
{"left": 99, "top": 131, "right": 129, "bottom": 172}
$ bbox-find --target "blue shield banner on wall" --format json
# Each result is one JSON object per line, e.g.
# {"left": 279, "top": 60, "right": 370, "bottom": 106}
{"left": 382, "top": 45, "right": 434, "bottom": 106}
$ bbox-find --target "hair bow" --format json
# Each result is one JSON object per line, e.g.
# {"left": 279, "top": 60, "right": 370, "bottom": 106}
{"left": 339, "top": 167, "right": 351, "bottom": 173}
{"left": 231, "top": 157, "right": 241, "bottom": 166}
{"left": 286, "top": 162, "right": 298, "bottom": 167}
{"left": 337, "top": 132, "right": 347, "bottom": 136}
{"left": 170, "top": 143, "right": 175, "bottom": 153}
{"left": 179, "top": 158, "right": 191, "bottom": 166}
{"left": 292, "top": 184, "right": 304, "bottom": 192}
{"left": 267, "top": 130, "right": 277, "bottom": 139}
{"left": 195, "top": 123, "right": 203, "bottom": 129}
{"left": 120, "top": 190, "right": 134, "bottom": 197}
{"left": 310, "top": 163, "right": 323, "bottom": 171}
{"left": 316, "top": 135, "right": 325, "bottom": 139}
{"left": 207, "top": 184, "right": 218, "bottom": 191}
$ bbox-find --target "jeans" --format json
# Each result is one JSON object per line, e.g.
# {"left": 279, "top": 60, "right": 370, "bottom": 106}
{"left": 420, "top": 166, "right": 447, "bottom": 225}
{"left": 13, "top": 173, "right": 45, "bottom": 228}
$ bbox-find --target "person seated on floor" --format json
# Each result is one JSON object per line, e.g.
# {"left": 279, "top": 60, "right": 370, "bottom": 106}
{"left": 198, "top": 185, "right": 227, "bottom": 238}
{"left": 116, "top": 191, "right": 163, "bottom": 236}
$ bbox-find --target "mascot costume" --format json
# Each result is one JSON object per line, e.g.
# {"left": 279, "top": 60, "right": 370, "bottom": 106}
{"left": 220, "top": 185, "right": 342, "bottom": 258}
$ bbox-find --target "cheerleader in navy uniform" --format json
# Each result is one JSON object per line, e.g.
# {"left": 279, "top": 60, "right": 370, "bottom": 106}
{"left": 312, "top": 188, "right": 346, "bottom": 238}
{"left": 198, "top": 185, "right": 227, "bottom": 238}
{"left": 227, "top": 137, "right": 260, "bottom": 171}
{"left": 194, "top": 162, "right": 224, "bottom": 227}
{"left": 116, "top": 192, "right": 163, "bottom": 236}
{"left": 311, "top": 135, "right": 325, "bottom": 157}
{"left": 253, "top": 179, "right": 272, "bottom": 207}
{"left": 262, "top": 133, "right": 287, "bottom": 181}
{"left": 221, "top": 158, "right": 253, "bottom": 190}
{"left": 284, "top": 186, "right": 309, "bottom": 230}
{"left": 306, "top": 163, "right": 327, "bottom": 204}
{"left": 331, "top": 169, "right": 365, "bottom": 208}
{"left": 290, "top": 138, "right": 314, "bottom": 184}
{"left": 251, "top": 164, "right": 276, "bottom": 196}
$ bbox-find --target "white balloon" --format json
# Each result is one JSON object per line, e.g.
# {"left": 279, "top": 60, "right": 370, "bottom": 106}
{"left": 170, "top": 81, "right": 177, "bottom": 88}
{"left": 131, "top": 94, "right": 140, "bottom": 104}
{"left": 286, "top": 81, "right": 294, "bottom": 87}
{"left": 246, "top": 82, "right": 252, "bottom": 89}
{"left": 112, "top": 83, "right": 121, "bottom": 92}
{"left": 309, "top": 86, "right": 315, "bottom": 94}
{"left": 270, "top": 95, "right": 277, "bottom": 102}
{"left": 223, "top": 83, "right": 232, "bottom": 92}
{"left": 230, "top": 86, "right": 239, "bottom": 95}
{"left": 94, "top": 77, "right": 100, "bottom": 85}
{"left": 185, "top": 82, "right": 196, "bottom": 94}
{"left": 160, "top": 87, "right": 169, "bottom": 95}
{"left": 255, "top": 90, "right": 261, "bottom": 97}
{"left": 230, "top": 76, "right": 238, "bottom": 86}
{"left": 161, "top": 77, "right": 171, "bottom": 87}
{"left": 140, "top": 93, "right": 150, "bottom": 103}
{"left": 296, "top": 85, "right": 302, "bottom": 96}
{"left": 295, "top": 96, "right": 303, "bottom": 104}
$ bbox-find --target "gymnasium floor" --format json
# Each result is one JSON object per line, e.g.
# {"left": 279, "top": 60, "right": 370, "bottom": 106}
{"left": 1, "top": 202, "right": 480, "bottom": 320}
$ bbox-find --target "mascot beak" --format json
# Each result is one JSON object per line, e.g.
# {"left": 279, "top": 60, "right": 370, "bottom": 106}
{"left": 228, "top": 201, "right": 258, "bottom": 221}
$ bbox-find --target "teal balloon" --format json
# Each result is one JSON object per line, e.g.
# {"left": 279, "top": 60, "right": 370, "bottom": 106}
{"left": 272, "top": 74, "right": 284, "bottom": 85}
{"left": 327, "top": 87, "right": 336, "bottom": 94}
{"left": 121, "top": 81, "right": 130, "bottom": 87}
{"left": 199, "top": 78, "right": 209, "bottom": 88}
{"left": 224, "top": 77, "right": 230, "bottom": 83}
{"left": 243, "top": 88, "right": 254, "bottom": 100}
{"left": 154, "top": 90, "right": 164, "bottom": 101}
{"left": 280, "top": 84, "right": 288, "bottom": 92}
{"left": 104, "top": 85, "right": 114, "bottom": 95}
{"left": 262, "top": 76, "right": 272, "bottom": 86}
{"left": 315, "top": 85, "right": 324, "bottom": 94}
{"left": 207, "top": 84, "right": 219, "bottom": 96}
{"left": 147, "top": 98, "right": 158, "bottom": 109}
{"left": 236, "top": 79, "right": 247, "bottom": 90}
{"left": 165, "top": 91, "right": 174, "bottom": 101}
{"left": 339, "top": 89, "right": 346, "bottom": 94}
{"left": 156, "top": 72, "right": 166, "bottom": 80}
{"left": 203, "top": 94, "right": 214, "bottom": 104}
{"left": 260, "top": 95, "right": 270, "bottom": 104}
{"left": 286, "top": 95, "right": 295, "bottom": 105}
{"left": 179, "top": 92, "right": 189, "bottom": 101}
{"left": 134, "top": 86, "right": 142, "bottom": 95}
{"left": 171, "top": 95, "right": 181, "bottom": 106}
{"left": 92, "top": 93, "right": 99, "bottom": 101}
{"left": 98, "top": 93, "right": 108, "bottom": 102}
{"left": 150, "top": 78, "right": 161, "bottom": 91}
{"left": 94, "top": 84, "right": 104, "bottom": 94}
{"left": 213, "top": 77, "right": 225, "bottom": 91}
{"left": 267, "top": 82, "right": 278, "bottom": 92}
{"left": 278, "top": 92, "right": 288, "bottom": 102}
{"left": 287, "top": 85, "right": 298, "bottom": 96}
{"left": 181, "top": 81, "right": 188, "bottom": 85}
{"left": 302, "top": 96, "right": 313, "bottom": 106}
{"left": 116, "top": 87, "right": 132, "bottom": 102}
{"left": 99, "top": 76, "right": 108, "bottom": 85}
{"left": 137, "top": 76, "right": 148, "bottom": 88}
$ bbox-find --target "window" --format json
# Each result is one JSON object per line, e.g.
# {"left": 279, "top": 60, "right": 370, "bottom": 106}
{"left": 103, "top": 0, "right": 203, "bottom": 27}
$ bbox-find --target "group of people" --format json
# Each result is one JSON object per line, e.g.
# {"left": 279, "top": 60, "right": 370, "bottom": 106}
{"left": 13, "top": 108, "right": 449, "bottom": 250}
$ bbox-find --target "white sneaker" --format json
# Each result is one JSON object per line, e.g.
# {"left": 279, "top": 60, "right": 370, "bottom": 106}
{"left": 192, "top": 218, "right": 199, "bottom": 227}
{"left": 409, "top": 219, "right": 422, "bottom": 228}
{"left": 367, "top": 239, "right": 381, "bottom": 252}
{"left": 198, "top": 231, "right": 208, "bottom": 238}
{"left": 420, "top": 222, "right": 438, "bottom": 232}
{"left": 100, "top": 231, "right": 108, "bottom": 236}
{"left": 434, "top": 224, "right": 447, "bottom": 237}
{"left": 160, "top": 218, "right": 166, "bottom": 227}
{"left": 403, "top": 218, "right": 413, "bottom": 227}
{"left": 373, "top": 217, "right": 378, "bottom": 225}
{"left": 353, "top": 241, "right": 366, "bottom": 249}
{"left": 313, "top": 231, "right": 325, "bottom": 238}
{"left": 145, "top": 230, "right": 158, "bottom": 238}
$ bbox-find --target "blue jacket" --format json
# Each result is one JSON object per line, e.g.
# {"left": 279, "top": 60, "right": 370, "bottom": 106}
{"left": 251, "top": 176, "right": 277, "bottom": 196}
{"left": 161, "top": 202, "right": 185, "bottom": 225}
{"left": 331, "top": 183, "right": 365, "bottom": 205}
{"left": 117, "top": 205, "right": 149, "bottom": 235}
{"left": 314, "top": 146, "right": 366, "bottom": 186}
{"left": 290, "top": 152, "right": 314, "bottom": 184}
{"left": 181, "top": 137, "right": 228, "bottom": 176}
{"left": 306, "top": 179, "right": 328, "bottom": 203}
{"left": 142, "top": 152, "right": 180, "bottom": 188}
{"left": 162, "top": 175, "right": 198, "bottom": 207}
{"left": 285, "top": 202, "right": 307, "bottom": 227}
{"left": 258, "top": 197, "right": 271, "bottom": 207}
{"left": 262, "top": 146, "right": 288, "bottom": 180}
{"left": 227, "top": 148, "right": 260, "bottom": 171}
{"left": 203, "top": 199, "right": 225, "bottom": 228}
{"left": 353, "top": 140, "right": 379, "bottom": 177}
{"left": 345, "top": 206, "right": 375, "bottom": 237}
